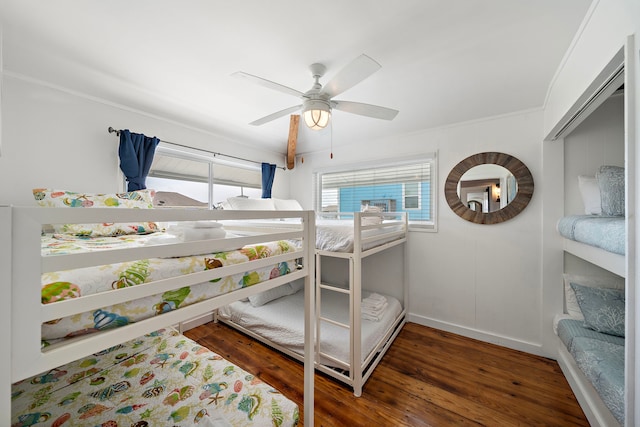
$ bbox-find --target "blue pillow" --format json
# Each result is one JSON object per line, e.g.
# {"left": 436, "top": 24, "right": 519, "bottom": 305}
{"left": 570, "top": 282, "right": 625, "bottom": 337}
{"left": 596, "top": 165, "right": 625, "bottom": 216}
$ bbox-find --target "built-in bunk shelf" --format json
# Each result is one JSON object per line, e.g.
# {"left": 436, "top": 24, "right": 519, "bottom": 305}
{"left": 563, "top": 238, "right": 625, "bottom": 277}
{"left": 548, "top": 45, "right": 628, "bottom": 426}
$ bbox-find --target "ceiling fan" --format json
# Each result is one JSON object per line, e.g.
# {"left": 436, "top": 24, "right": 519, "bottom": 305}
{"left": 233, "top": 54, "right": 399, "bottom": 130}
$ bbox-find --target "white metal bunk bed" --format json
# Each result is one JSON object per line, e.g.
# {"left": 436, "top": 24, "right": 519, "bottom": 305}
{"left": 1, "top": 205, "right": 316, "bottom": 426}
{"left": 219, "top": 211, "right": 408, "bottom": 397}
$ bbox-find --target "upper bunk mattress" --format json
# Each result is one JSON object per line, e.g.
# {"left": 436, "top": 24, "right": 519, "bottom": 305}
{"left": 556, "top": 215, "right": 625, "bottom": 255}
{"left": 315, "top": 219, "right": 405, "bottom": 252}
{"left": 41, "top": 232, "right": 300, "bottom": 342}
{"left": 12, "top": 327, "right": 299, "bottom": 426}
{"left": 218, "top": 288, "right": 403, "bottom": 367}
{"left": 221, "top": 217, "right": 405, "bottom": 253}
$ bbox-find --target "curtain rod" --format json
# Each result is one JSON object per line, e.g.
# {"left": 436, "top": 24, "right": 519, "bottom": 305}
{"left": 107, "top": 127, "right": 285, "bottom": 170}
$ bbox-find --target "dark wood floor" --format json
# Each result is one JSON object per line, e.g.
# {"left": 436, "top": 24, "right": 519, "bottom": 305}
{"left": 184, "top": 321, "right": 589, "bottom": 427}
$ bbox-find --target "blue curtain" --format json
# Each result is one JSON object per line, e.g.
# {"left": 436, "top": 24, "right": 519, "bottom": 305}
{"left": 118, "top": 129, "right": 160, "bottom": 191}
{"left": 261, "top": 162, "right": 277, "bottom": 198}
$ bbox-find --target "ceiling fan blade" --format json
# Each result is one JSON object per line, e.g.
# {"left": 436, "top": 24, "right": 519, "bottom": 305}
{"left": 332, "top": 100, "right": 399, "bottom": 121}
{"left": 249, "top": 105, "right": 302, "bottom": 126}
{"left": 232, "top": 71, "right": 304, "bottom": 98}
{"left": 322, "top": 54, "right": 381, "bottom": 98}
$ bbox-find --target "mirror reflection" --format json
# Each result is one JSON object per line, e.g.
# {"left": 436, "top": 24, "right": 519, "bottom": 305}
{"left": 458, "top": 165, "right": 517, "bottom": 213}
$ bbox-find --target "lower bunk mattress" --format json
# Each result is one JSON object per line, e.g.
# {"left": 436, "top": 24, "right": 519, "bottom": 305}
{"left": 556, "top": 317, "right": 624, "bottom": 425}
{"left": 12, "top": 328, "right": 299, "bottom": 427}
{"left": 556, "top": 215, "right": 625, "bottom": 255}
{"left": 218, "top": 287, "right": 403, "bottom": 368}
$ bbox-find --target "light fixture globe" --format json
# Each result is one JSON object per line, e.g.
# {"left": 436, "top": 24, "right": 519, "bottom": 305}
{"left": 302, "top": 99, "right": 331, "bottom": 130}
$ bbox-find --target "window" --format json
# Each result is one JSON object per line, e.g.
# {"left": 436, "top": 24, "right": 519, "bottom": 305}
{"left": 145, "top": 145, "right": 262, "bottom": 208}
{"left": 403, "top": 182, "right": 420, "bottom": 210}
{"left": 314, "top": 154, "right": 437, "bottom": 230}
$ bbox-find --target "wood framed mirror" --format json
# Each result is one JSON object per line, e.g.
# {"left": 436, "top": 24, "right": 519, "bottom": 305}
{"left": 445, "top": 152, "right": 534, "bottom": 224}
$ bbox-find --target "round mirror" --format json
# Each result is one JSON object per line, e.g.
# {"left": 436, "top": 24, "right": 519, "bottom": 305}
{"left": 445, "top": 152, "right": 534, "bottom": 224}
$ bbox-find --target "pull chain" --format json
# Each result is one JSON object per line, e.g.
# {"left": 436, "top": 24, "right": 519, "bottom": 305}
{"left": 330, "top": 118, "right": 334, "bottom": 159}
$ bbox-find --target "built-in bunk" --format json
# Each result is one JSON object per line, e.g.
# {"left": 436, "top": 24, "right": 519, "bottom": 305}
{"left": 2, "top": 190, "right": 316, "bottom": 426}
{"left": 548, "top": 49, "right": 628, "bottom": 427}
{"left": 216, "top": 200, "right": 408, "bottom": 397}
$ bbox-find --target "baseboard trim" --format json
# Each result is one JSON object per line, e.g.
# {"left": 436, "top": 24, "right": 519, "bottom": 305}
{"left": 407, "top": 314, "right": 547, "bottom": 357}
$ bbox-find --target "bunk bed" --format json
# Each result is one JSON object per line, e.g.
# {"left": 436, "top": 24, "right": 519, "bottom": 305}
{"left": 2, "top": 193, "right": 316, "bottom": 426}
{"left": 554, "top": 165, "right": 626, "bottom": 427}
{"left": 218, "top": 205, "right": 408, "bottom": 397}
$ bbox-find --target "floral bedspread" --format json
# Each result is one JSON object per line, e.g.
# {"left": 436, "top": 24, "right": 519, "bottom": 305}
{"left": 41, "top": 233, "right": 299, "bottom": 342}
{"left": 12, "top": 328, "right": 299, "bottom": 426}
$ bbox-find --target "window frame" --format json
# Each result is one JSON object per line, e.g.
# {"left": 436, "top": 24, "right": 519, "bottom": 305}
{"left": 138, "top": 144, "right": 263, "bottom": 209}
{"left": 313, "top": 153, "right": 438, "bottom": 232}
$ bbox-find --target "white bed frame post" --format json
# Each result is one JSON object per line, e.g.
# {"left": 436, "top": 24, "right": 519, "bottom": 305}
{"left": 304, "top": 211, "right": 316, "bottom": 427}
{"left": 351, "top": 213, "right": 363, "bottom": 397}
{"left": 0, "top": 206, "right": 11, "bottom": 427}
{"left": 402, "top": 214, "right": 409, "bottom": 314}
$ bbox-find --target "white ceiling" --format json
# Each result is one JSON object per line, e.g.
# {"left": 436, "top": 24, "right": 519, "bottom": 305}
{"left": 1, "top": 0, "right": 592, "bottom": 155}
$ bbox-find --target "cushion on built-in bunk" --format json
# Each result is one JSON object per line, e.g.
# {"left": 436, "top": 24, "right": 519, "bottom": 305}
{"left": 578, "top": 175, "right": 602, "bottom": 215}
{"left": 570, "top": 283, "right": 625, "bottom": 337}
{"left": 556, "top": 318, "right": 625, "bottom": 353}
{"left": 571, "top": 336, "right": 625, "bottom": 424}
{"left": 596, "top": 165, "right": 625, "bottom": 216}
{"left": 563, "top": 274, "right": 625, "bottom": 321}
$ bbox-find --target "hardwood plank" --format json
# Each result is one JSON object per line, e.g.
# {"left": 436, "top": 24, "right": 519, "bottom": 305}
{"left": 184, "top": 321, "right": 589, "bottom": 426}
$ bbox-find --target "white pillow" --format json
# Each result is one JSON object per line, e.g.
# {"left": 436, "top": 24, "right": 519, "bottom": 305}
{"left": 577, "top": 175, "right": 602, "bottom": 215}
{"left": 563, "top": 273, "right": 625, "bottom": 320}
{"left": 248, "top": 284, "right": 294, "bottom": 307}
{"left": 226, "top": 197, "right": 276, "bottom": 210}
{"left": 273, "top": 198, "right": 303, "bottom": 211}
{"left": 289, "top": 278, "right": 304, "bottom": 293}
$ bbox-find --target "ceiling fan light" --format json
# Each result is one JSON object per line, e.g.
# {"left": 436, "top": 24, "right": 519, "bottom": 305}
{"left": 302, "top": 99, "right": 331, "bottom": 130}
{"left": 303, "top": 109, "right": 330, "bottom": 130}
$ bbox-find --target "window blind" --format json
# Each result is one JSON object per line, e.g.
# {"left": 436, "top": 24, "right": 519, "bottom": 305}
{"left": 314, "top": 155, "right": 437, "bottom": 229}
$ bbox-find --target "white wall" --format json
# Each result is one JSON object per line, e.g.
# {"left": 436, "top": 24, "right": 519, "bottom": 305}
{"left": 291, "top": 109, "right": 548, "bottom": 355}
{"left": 564, "top": 92, "right": 625, "bottom": 215}
{"left": 0, "top": 75, "right": 291, "bottom": 206}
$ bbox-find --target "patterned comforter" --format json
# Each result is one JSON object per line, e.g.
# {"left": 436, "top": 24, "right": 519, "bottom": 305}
{"left": 12, "top": 328, "right": 299, "bottom": 426}
{"left": 41, "top": 233, "right": 299, "bottom": 343}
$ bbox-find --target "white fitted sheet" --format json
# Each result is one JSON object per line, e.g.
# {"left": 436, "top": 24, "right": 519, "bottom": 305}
{"left": 221, "top": 217, "right": 405, "bottom": 252}
{"left": 218, "top": 288, "right": 402, "bottom": 367}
